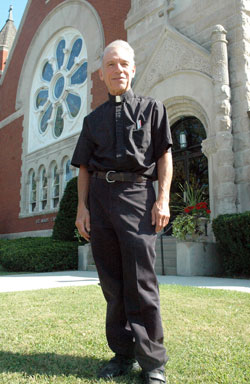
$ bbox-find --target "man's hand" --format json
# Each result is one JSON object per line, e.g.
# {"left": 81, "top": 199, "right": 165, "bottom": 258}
{"left": 76, "top": 165, "right": 90, "bottom": 241}
{"left": 151, "top": 199, "right": 170, "bottom": 233}
{"left": 153, "top": 151, "right": 173, "bottom": 233}
{"left": 75, "top": 205, "right": 91, "bottom": 241}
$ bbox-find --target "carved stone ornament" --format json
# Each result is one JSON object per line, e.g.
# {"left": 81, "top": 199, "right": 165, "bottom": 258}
{"left": 201, "top": 137, "right": 217, "bottom": 156}
{"left": 135, "top": 28, "right": 211, "bottom": 95}
{"left": 131, "top": 0, "right": 152, "bottom": 11}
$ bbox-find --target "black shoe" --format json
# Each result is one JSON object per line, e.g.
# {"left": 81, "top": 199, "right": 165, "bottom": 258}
{"left": 142, "top": 369, "right": 166, "bottom": 384}
{"left": 98, "top": 354, "right": 140, "bottom": 379}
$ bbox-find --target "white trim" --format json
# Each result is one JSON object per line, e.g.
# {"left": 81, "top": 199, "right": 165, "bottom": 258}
{"left": 0, "top": 229, "right": 53, "bottom": 239}
{"left": 0, "top": 109, "right": 24, "bottom": 130}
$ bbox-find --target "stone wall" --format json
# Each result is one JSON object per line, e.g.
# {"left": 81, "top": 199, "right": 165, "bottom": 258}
{"left": 126, "top": 0, "right": 250, "bottom": 214}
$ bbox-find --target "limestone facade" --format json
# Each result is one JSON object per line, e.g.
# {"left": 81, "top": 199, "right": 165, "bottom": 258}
{"left": 126, "top": 0, "right": 250, "bottom": 215}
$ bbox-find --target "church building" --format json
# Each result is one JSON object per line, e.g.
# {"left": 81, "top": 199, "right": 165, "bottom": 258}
{"left": 0, "top": 0, "right": 249, "bottom": 243}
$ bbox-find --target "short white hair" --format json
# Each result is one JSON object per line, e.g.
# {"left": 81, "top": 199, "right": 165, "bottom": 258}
{"left": 101, "top": 40, "right": 135, "bottom": 66}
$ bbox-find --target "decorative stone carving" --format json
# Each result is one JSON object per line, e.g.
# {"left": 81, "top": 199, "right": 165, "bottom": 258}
{"left": 130, "top": 0, "right": 154, "bottom": 11}
{"left": 166, "top": 0, "right": 175, "bottom": 15}
{"left": 135, "top": 29, "right": 211, "bottom": 95}
{"left": 201, "top": 136, "right": 217, "bottom": 156}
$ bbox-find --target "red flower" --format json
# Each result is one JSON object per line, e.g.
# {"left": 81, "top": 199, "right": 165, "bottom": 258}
{"left": 184, "top": 202, "right": 211, "bottom": 215}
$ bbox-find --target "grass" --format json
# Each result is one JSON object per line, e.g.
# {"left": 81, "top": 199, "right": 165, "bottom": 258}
{"left": 0, "top": 285, "right": 249, "bottom": 383}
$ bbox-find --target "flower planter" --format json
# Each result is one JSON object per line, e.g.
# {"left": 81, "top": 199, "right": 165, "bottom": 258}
{"left": 176, "top": 241, "right": 223, "bottom": 276}
{"left": 78, "top": 243, "right": 92, "bottom": 271}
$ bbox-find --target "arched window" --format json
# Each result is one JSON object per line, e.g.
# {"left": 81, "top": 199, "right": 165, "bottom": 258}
{"left": 51, "top": 165, "right": 60, "bottom": 208}
{"left": 29, "top": 28, "right": 88, "bottom": 153}
{"left": 36, "top": 37, "right": 87, "bottom": 138}
{"left": 39, "top": 167, "right": 48, "bottom": 211}
{"left": 170, "top": 116, "right": 209, "bottom": 219}
{"left": 63, "top": 159, "right": 73, "bottom": 190}
{"left": 29, "top": 171, "right": 37, "bottom": 213}
{"left": 171, "top": 116, "right": 208, "bottom": 189}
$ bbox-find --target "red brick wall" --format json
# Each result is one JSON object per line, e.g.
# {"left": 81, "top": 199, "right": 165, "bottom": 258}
{"left": 0, "top": 0, "right": 64, "bottom": 121}
{"left": 0, "top": 0, "right": 130, "bottom": 235}
{"left": 0, "top": 117, "right": 57, "bottom": 234}
{"left": 0, "top": 49, "right": 8, "bottom": 73}
{"left": 89, "top": 0, "right": 131, "bottom": 109}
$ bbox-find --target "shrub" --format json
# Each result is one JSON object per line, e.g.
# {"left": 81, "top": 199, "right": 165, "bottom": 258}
{"left": 212, "top": 212, "right": 250, "bottom": 276}
{"left": 52, "top": 177, "right": 84, "bottom": 242}
{"left": 0, "top": 237, "right": 78, "bottom": 272}
{"left": 172, "top": 214, "right": 196, "bottom": 240}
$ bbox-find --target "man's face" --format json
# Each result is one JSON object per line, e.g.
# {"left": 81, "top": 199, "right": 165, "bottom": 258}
{"left": 99, "top": 46, "right": 136, "bottom": 95}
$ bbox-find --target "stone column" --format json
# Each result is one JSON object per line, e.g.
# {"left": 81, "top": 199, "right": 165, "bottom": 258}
{"left": 210, "top": 25, "right": 236, "bottom": 215}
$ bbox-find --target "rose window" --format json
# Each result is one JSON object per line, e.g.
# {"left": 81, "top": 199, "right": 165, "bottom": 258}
{"left": 34, "top": 36, "right": 88, "bottom": 138}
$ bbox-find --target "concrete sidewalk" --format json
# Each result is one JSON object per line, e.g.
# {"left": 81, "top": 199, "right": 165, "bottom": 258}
{"left": 0, "top": 270, "right": 249, "bottom": 293}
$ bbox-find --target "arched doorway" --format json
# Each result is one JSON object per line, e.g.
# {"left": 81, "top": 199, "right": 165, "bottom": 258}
{"left": 170, "top": 116, "right": 209, "bottom": 220}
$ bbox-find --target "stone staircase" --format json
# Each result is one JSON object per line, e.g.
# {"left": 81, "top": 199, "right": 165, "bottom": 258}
{"left": 86, "top": 236, "right": 177, "bottom": 276}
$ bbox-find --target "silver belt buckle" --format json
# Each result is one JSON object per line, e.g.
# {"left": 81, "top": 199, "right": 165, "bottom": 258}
{"left": 106, "top": 170, "right": 116, "bottom": 183}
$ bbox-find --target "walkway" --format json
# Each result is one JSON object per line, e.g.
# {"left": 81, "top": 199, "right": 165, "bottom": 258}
{"left": 0, "top": 271, "right": 249, "bottom": 293}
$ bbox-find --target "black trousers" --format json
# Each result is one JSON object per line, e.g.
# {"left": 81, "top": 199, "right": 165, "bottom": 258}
{"left": 89, "top": 177, "right": 168, "bottom": 371}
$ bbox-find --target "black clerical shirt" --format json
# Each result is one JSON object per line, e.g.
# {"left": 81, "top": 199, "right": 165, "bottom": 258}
{"left": 71, "top": 89, "right": 172, "bottom": 180}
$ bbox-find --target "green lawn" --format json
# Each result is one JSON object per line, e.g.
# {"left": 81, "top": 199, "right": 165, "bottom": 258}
{"left": 0, "top": 285, "right": 249, "bottom": 383}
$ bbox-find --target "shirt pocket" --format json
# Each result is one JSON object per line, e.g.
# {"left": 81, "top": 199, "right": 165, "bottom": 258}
{"left": 126, "top": 121, "right": 151, "bottom": 152}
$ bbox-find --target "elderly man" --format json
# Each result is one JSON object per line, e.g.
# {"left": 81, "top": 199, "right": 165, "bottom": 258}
{"left": 71, "top": 40, "right": 173, "bottom": 384}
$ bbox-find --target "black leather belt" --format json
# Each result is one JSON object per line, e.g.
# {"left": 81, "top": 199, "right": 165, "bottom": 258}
{"left": 92, "top": 171, "right": 147, "bottom": 183}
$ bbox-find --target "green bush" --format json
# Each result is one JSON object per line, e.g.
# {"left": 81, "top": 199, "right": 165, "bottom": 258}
{"left": 0, "top": 237, "right": 78, "bottom": 272}
{"left": 52, "top": 177, "right": 79, "bottom": 242}
{"left": 212, "top": 212, "right": 250, "bottom": 276}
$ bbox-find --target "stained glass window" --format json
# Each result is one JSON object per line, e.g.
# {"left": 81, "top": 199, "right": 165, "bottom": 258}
{"left": 54, "top": 76, "right": 65, "bottom": 99}
{"left": 67, "top": 38, "right": 82, "bottom": 71}
{"left": 66, "top": 93, "right": 81, "bottom": 118}
{"left": 52, "top": 165, "right": 60, "bottom": 209}
{"left": 56, "top": 39, "right": 65, "bottom": 70}
{"left": 40, "top": 104, "right": 53, "bottom": 133}
{"left": 71, "top": 62, "right": 87, "bottom": 85}
{"left": 34, "top": 34, "right": 87, "bottom": 140}
{"left": 36, "top": 90, "right": 48, "bottom": 108}
{"left": 29, "top": 171, "right": 36, "bottom": 213}
{"left": 63, "top": 159, "right": 73, "bottom": 190}
{"left": 39, "top": 167, "right": 47, "bottom": 211}
{"left": 42, "top": 62, "right": 53, "bottom": 82}
{"left": 54, "top": 105, "right": 64, "bottom": 138}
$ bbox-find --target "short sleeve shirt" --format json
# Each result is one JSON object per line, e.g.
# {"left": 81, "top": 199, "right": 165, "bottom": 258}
{"left": 71, "top": 89, "right": 172, "bottom": 180}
